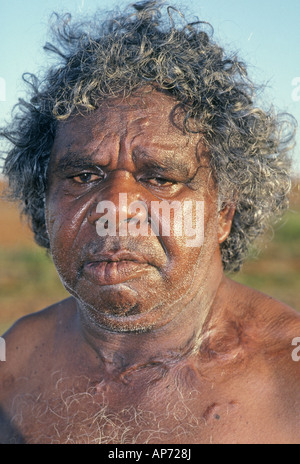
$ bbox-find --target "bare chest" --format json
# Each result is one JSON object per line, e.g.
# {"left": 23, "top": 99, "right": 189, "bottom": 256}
{"left": 3, "top": 377, "right": 294, "bottom": 444}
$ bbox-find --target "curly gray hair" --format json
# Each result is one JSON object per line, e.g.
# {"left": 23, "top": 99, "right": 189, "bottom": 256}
{"left": 1, "top": 0, "right": 296, "bottom": 272}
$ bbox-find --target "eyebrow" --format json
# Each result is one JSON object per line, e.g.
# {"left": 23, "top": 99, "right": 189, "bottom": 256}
{"left": 52, "top": 151, "right": 105, "bottom": 172}
{"left": 133, "top": 151, "right": 193, "bottom": 178}
{"left": 52, "top": 148, "right": 195, "bottom": 178}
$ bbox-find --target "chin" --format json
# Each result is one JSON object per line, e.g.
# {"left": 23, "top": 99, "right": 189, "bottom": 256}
{"left": 82, "top": 304, "right": 157, "bottom": 334}
{"left": 74, "top": 284, "right": 159, "bottom": 332}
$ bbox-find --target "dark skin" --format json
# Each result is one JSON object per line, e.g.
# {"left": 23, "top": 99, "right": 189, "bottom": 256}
{"left": 1, "top": 88, "right": 300, "bottom": 444}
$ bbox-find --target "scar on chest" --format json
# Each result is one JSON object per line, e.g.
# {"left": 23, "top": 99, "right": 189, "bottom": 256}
{"left": 202, "top": 401, "right": 238, "bottom": 424}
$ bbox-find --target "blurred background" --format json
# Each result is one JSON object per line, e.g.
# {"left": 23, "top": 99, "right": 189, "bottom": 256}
{"left": 1, "top": 0, "right": 300, "bottom": 334}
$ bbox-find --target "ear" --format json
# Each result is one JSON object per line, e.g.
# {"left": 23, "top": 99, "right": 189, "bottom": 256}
{"left": 218, "top": 203, "right": 236, "bottom": 244}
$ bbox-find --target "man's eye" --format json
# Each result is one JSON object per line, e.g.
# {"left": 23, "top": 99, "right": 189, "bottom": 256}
{"left": 146, "top": 177, "right": 176, "bottom": 187}
{"left": 72, "top": 173, "right": 103, "bottom": 184}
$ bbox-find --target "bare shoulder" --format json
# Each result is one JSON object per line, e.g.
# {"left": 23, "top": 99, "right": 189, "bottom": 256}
{"left": 0, "top": 297, "right": 79, "bottom": 443}
{"left": 227, "top": 280, "right": 300, "bottom": 395}
{"left": 225, "top": 277, "right": 300, "bottom": 341}
{"left": 217, "top": 279, "right": 300, "bottom": 442}
{"left": 1, "top": 296, "right": 76, "bottom": 350}
{"left": 221, "top": 277, "right": 300, "bottom": 379}
{"left": 0, "top": 297, "right": 76, "bottom": 398}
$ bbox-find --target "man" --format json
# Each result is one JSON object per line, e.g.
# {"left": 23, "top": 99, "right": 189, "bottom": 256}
{"left": 0, "top": 1, "right": 299, "bottom": 444}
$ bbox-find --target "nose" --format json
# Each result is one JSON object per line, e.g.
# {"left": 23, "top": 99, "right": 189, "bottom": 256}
{"left": 87, "top": 171, "right": 149, "bottom": 235}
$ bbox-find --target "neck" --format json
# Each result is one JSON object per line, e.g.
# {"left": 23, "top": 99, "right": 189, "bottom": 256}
{"left": 76, "top": 269, "right": 226, "bottom": 380}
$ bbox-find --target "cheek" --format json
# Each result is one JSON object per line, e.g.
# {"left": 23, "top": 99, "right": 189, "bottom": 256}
{"left": 157, "top": 196, "right": 219, "bottom": 266}
{"left": 160, "top": 211, "right": 218, "bottom": 284}
{"left": 45, "top": 202, "right": 90, "bottom": 294}
{"left": 179, "top": 198, "right": 219, "bottom": 252}
{"left": 45, "top": 193, "right": 90, "bottom": 267}
{"left": 187, "top": 202, "right": 220, "bottom": 272}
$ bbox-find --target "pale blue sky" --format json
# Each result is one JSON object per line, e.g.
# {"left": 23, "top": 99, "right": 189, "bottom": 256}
{"left": 1, "top": 0, "right": 299, "bottom": 172}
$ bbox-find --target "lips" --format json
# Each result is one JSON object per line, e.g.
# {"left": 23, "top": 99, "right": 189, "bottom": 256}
{"left": 83, "top": 250, "right": 153, "bottom": 285}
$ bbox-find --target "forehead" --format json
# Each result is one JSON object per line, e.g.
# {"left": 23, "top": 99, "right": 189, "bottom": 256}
{"left": 52, "top": 88, "right": 204, "bottom": 165}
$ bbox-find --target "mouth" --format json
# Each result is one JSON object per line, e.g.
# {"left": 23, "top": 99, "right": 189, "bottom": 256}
{"left": 83, "top": 250, "right": 154, "bottom": 285}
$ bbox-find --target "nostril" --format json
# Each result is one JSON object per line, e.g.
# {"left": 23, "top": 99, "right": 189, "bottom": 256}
{"left": 87, "top": 193, "right": 151, "bottom": 236}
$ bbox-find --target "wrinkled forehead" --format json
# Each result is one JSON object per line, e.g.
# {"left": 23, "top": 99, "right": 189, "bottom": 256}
{"left": 52, "top": 88, "right": 206, "bottom": 162}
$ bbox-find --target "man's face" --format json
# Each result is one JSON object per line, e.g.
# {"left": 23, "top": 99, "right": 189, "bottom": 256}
{"left": 46, "top": 88, "right": 229, "bottom": 332}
